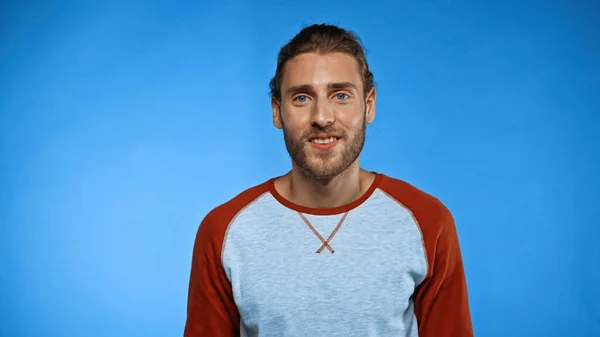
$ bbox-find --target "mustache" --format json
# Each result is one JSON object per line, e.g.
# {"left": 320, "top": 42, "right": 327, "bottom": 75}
{"left": 302, "top": 126, "right": 344, "bottom": 139}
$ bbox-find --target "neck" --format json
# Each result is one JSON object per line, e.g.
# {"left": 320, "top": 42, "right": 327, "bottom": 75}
{"left": 276, "top": 161, "right": 375, "bottom": 209}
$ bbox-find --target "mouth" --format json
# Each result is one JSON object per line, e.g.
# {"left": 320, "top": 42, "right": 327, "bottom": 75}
{"left": 307, "top": 135, "right": 341, "bottom": 150}
{"left": 309, "top": 135, "right": 340, "bottom": 145}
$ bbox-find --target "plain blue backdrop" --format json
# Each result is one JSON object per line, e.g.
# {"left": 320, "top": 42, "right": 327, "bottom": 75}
{"left": 1, "top": 1, "right": 599, "bottom": 336}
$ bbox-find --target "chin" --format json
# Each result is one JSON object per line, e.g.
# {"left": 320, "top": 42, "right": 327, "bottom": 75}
{"left": 307, "top": 151, "right": 341, "bottom": 164}
{"left": 307, "top": 159, "right": 343, "bottom": 174}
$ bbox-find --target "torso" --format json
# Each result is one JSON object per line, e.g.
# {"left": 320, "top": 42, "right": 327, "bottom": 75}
{"left": 221, "top": 173, "right": 432, "bottom": 337}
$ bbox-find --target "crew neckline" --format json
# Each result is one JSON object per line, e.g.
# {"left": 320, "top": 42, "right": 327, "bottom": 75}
{"left": 267, "top": 172, "right": 384, "bottom": 215}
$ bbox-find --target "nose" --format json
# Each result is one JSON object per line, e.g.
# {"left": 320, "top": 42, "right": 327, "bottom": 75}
{"left": 310, "top": 97, "right": 335, "bottom": 128}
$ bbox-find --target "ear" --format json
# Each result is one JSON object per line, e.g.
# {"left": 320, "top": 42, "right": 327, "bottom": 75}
{"left": 365, "top": 87, "right": 376, "bottom": 124}
{"left": 272, "top": 97, "right": 283, "bottom": 129}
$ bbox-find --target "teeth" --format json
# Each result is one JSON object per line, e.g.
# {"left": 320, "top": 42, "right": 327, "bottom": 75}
{"left": 311, "top": 137, "right": 337, "bottom": 144}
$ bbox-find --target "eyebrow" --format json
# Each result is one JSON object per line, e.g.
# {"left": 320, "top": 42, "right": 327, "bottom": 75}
{"left": 328, "top": 81, "right": 357, "bottom": 91}
{"left": 285, "top": 81, "right": 358, "bottom": 97}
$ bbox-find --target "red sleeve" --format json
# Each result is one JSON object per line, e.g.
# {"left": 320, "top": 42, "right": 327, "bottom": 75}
{"left": 183, "top": 209, "right": 240, "bottom": 337}
{"left": 414, "top": 209, "right": 474, "bottom": 337}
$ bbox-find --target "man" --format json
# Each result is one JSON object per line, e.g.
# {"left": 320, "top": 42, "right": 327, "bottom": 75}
{"left": 184, "top": 23, "right": 474, "bottom": 337}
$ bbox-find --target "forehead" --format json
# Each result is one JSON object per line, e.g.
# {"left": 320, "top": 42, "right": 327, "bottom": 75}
{"left": 280, "top": 52, "right": 363, "bottom": 91}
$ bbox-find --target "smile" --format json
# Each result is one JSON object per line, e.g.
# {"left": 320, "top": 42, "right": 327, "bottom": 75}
{"left": 310, "top": 136, "right": 337, "bottom": 144}
{"left": 308, "top": 136, "right": 340, "bottom": 150}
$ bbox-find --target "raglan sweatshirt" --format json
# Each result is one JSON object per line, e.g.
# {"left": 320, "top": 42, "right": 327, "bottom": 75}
{"left": 184, "top": 172, "right": 474, "bottom": 337}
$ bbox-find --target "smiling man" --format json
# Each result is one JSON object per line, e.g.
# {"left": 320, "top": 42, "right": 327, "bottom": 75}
{"left": 184, "top": 24, "right": 474, "bottom": 337}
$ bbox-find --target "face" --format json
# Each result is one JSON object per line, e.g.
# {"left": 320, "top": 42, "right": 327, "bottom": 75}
{"left": 272, "top": 52, "right": 376, "bottom": 183}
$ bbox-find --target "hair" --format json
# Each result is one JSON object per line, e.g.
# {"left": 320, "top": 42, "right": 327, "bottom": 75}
{"left": 269, "top": 23, "right": 374, "bottom": 101}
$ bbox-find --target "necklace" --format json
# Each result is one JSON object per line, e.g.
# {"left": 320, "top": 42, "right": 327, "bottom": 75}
{"left": 297, "top": 211, "right": 349, "bottom": 254}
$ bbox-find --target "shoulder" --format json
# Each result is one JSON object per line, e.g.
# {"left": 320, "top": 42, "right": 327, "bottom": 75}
{"left": 376, "top": 173, "right": 463, "bottom": 279}
{"left": 195, "top": 178, "right": 273, "bottom": 245}
{"left": 376, "top": 173, "right": 455, "bottom": 237}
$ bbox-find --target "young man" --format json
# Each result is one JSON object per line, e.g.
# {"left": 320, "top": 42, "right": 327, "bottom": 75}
{"left": 184, "top": 24, "right": 474, "bottom": 337}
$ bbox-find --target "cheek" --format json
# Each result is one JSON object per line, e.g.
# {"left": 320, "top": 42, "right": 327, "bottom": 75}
{"left": 282, "top": 107, "right": 310, "bottom": 126}
{"left": 282, "top": 122, "right": 306, "bottom": 141}
{"left": 282, "top": 111, "right": 313, "bottom": 136}
{"left": 338, "top": 106, "right": 365, "bottom": 129}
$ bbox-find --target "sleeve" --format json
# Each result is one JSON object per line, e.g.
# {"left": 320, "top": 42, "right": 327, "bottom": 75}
{"left": 414, "top": 210, "right": 474, "bottom": 337}
{"left": 183, "top": 212, "right": 240, "bottom": 337}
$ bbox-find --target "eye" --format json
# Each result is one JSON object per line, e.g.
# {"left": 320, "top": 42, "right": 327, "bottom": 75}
{"left": 334, "top": 93, "right": 349, "bottom": 100}
{"left": 294, "top": 95, "right": 309, "bottom": 103}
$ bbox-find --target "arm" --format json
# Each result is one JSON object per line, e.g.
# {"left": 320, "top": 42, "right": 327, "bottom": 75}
{"left": 414, "top": 211, "right": 474, "bottom": 337}
{"left": 184, "top": 213, "right": 240, "bottom": 337}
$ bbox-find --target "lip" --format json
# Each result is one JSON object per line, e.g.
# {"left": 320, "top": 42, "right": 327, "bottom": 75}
{"left": 307, "top": 134, "right": 340, "bottom": 141}
{"left": 308, "top": 137, "right": 340, "bottom": 151}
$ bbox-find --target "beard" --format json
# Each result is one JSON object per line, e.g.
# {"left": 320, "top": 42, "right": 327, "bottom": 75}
{"left": 282, "top": 113, "right": 366, "bottom": 185}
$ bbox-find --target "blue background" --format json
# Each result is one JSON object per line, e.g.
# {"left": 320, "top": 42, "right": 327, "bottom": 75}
{"left": 1, "top": 1, "right": 599, "bottom": 336}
